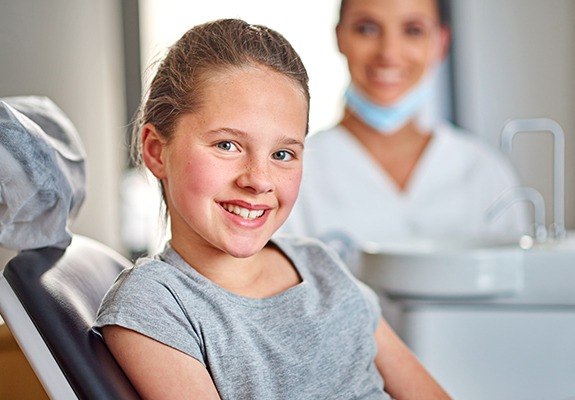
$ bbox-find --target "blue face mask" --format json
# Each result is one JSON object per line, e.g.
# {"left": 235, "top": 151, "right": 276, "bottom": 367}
{"left": 344, "top": 76, "right": 433, "bottom": 135}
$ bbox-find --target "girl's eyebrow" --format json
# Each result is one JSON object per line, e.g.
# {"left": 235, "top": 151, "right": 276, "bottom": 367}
{"left": 201, "top": 127, "right": 247, "bottom": 138}
{"left": 202, "top": 127, "right": 305, "bottom": 149}
{"left": 281, "top": 137, "right": 305, "bottom": 149}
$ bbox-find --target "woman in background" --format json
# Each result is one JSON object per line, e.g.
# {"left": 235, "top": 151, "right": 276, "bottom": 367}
{"left": 280, "top": 0, "right": 529, "bottom": 264}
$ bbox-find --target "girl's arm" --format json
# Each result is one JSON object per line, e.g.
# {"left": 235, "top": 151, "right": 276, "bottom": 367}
{"left": 374, "top": 318, "right": 451, "bottom": 400}
{"left": 103, "top": 325, "right": 221, "bottom": 400}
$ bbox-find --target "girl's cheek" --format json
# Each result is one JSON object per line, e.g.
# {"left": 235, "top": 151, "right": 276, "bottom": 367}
{"left": 284, "top": 172, "right": 303, "bottom": 203}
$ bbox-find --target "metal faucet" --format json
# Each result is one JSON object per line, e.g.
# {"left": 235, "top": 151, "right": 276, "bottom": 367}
{"left": 500, "top": 118, "right": 566, "bottom": 240}
{"left": 485, "top": 186, "right": 548, "bottom": 243}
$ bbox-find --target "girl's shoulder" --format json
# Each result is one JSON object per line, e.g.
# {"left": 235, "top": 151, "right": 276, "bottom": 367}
{"left": 272, "top": 234, "right": 339, "bottom": 266}
{"left": 271, "top": 234, "right": 357, "bottom": 286}
{"left": 103, "top": 247, "right": 204, "bottom": 304}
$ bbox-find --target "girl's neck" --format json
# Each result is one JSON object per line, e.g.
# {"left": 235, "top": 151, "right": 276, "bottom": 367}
{"left": 170, "top": 239, "right": 301, "bottom": 299}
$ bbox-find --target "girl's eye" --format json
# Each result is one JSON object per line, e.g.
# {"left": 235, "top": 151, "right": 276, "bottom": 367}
{"left": 272, "top": 150, "right": 294, "bottom": 162}
{"left": 216, "top": 141, "right": 239, "bottom": 152}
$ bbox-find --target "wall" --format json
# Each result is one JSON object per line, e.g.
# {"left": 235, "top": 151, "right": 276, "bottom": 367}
{"left": 0, "top": 0, "right": 127, "bottom": 254}
{"left": 139, "top": 0, "right": 346, "bottom": 136}
{"left": 451, "top": 0, "right": 575, "bottom": 230}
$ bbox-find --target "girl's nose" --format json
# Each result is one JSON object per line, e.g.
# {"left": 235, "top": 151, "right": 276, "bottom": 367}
{"left": 236, "top": 160, "right": 275, "bottom": 194}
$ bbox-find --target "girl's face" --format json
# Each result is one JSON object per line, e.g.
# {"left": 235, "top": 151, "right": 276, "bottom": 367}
{"left": 143, "top": 67, "right": 307, "bottom": 260}
{"left": 337, "top": 0, "right": 449, "bottom": 106}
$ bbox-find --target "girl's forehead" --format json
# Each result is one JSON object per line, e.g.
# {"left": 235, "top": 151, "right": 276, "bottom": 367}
{"left": 174, "top": 66, "right": 308, "bottom": 136}
{"left": 201, "top": 65, "right": 308, "bottom": 105}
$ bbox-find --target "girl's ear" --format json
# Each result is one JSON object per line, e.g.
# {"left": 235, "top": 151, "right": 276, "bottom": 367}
{"left": 141, "top": 124, "right": 167, "bottom": 179}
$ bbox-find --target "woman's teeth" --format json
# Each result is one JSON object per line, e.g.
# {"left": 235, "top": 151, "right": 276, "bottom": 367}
{"left": 222, "top": 203, "right": 265, "bottom": 220}
{"left": 372, "top": 68, "right": 403, "bottom": 84}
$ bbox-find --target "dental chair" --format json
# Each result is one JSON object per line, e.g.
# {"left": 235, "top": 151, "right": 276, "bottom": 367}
{"left": 0, "top": 235, "right": 142, "bottom": 399}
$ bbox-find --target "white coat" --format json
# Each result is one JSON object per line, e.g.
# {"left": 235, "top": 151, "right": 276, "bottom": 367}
{"left": 280, "top": 123, "right": 530, "bottom": 247}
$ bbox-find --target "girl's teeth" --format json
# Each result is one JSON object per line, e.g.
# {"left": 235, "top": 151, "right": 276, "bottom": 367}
{"left": 223, "top": 204, "right": 264, "bottom": 220}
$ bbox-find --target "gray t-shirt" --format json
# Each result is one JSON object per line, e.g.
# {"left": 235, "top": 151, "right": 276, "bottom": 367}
{"left": 94, "top": 236, "right": 391, "bottom": 399}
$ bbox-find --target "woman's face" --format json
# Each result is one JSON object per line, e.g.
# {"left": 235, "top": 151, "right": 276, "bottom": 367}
{"left": 142, "top": 66, "right": 308, "bottom": 260}
{"left": 337, "top": 0, "right": 449, "bottom": 106}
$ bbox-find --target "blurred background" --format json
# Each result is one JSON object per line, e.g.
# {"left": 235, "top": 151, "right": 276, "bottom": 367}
{"left": 1, "top": 1, "right": 575, "bottom": 398}
{"left": 1, "top": 0, "right": 574, "bottom": 257}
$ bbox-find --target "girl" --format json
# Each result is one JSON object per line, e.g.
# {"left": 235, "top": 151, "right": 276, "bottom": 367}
{"left": 94, "top": 18, "right": 450, "bottom": 400}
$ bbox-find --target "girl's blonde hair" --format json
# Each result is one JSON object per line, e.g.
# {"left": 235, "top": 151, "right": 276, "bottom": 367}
{"left": 131, "top": 18, "right": 310, "bottom": 167}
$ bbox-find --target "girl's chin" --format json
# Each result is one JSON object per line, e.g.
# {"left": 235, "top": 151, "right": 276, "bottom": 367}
{"left": 223, "top": 242, "right": 267, "bottom": 259}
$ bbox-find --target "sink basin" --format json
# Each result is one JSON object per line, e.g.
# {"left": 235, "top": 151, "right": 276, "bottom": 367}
{"left": 358, "top": 233, "right": 575, "bottom": 301}
{"left": 363, "top": 233, "right": 575, "bottom": 400}
{"left": 359, "top": 238, "right": 524, "bottom": 299}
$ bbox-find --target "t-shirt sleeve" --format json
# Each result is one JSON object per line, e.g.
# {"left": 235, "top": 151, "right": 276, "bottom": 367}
{"left": 310, "top": 236, "right": 383, "bottom": 333}
{"left": 355, "top": 279, "right": 383, "bottom": 333}
{"left": 93, "top": 266, "right": 206, "bottom": 366}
